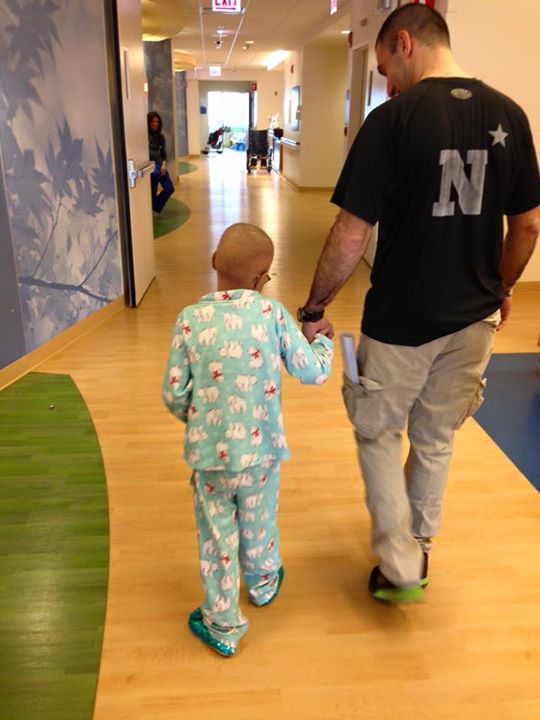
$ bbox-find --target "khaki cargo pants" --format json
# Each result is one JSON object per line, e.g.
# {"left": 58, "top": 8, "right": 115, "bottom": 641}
{"left": 342, "top": 313, "right": 498, "bottom": 587}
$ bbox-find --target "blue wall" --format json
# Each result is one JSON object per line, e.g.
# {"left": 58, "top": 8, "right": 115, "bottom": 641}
{"left": 0, "top": 0, "right": 123, "bottom": 369}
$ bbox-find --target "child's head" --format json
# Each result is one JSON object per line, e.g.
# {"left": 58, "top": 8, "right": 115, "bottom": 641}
{"left": 213, "top": 223, "right": 274, "bottom": 291}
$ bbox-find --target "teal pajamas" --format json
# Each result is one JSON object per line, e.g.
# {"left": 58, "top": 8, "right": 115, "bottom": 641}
{"left": 162, "top": 289, "right": 333, "bottom": 650}
{"left": 192, "top": 464, "right": 281, "bottom": 648}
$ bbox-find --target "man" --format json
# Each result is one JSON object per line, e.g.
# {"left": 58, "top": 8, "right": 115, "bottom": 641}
{"left": 297, "top": 4, "right": 540, "bottom": 603}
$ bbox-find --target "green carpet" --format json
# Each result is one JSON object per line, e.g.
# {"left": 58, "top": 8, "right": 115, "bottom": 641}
{"left": 153, "top": 196, "right": 191, "bottom": 238}
{"left": 178, "top": 161, "right": 198, "bottom": 175}
{"left": 0, "top": 373, "right": 108, "bottom": 720}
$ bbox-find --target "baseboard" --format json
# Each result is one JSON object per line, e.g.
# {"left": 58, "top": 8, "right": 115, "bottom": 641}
{"left": 0, "top": 297, "right": 125, "bottom": 391}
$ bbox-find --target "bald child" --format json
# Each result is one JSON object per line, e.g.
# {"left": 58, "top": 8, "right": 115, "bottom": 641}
{"left": 162, "top": 223, "right": 334, "bottom": 657}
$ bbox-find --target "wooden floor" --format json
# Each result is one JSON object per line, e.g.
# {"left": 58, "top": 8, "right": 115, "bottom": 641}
{"left": 38, "top": 150, "right": 540, "bottom": 720}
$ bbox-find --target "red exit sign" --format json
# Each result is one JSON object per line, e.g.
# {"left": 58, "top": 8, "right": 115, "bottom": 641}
{"left": 212, "top": 0, "right": 241, "bottom": 11}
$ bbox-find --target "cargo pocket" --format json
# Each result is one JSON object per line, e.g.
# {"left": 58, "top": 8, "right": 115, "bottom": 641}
{"left": 454, "top": 378, "right": 487, "bottom": 429}
{"left": 341, "top": 373, "right": 385, "bottom": 440}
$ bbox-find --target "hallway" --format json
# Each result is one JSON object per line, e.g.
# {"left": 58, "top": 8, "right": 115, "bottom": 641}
{"left": 17, "top": 154, "right": 540, "bottom": 719}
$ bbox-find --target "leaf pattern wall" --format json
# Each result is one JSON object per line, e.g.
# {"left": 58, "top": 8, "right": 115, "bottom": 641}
{"left": 0, "top": 0, "right": 123, "bottom": 363}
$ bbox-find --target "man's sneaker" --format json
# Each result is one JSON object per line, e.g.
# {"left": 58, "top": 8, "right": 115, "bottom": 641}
{"left": 188, "top": 608, "right": 235, "bottom": 657}
{"left": 368, "top": 566, "right": 425, "bottom": 604}
{"left": 250, "top": 566, "right": 285, "bottom": 607}
{"left": 421, "top": 552, "right": 429, "bottom": 588}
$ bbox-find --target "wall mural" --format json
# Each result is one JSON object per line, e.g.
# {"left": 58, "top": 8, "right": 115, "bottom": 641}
{"left": 0, "top": 0, "right": 122, "bottom": 363}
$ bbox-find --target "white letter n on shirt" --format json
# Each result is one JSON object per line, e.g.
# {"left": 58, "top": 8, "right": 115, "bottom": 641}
{"left": 432, "top": 149, "right": 488, "bottom": 216}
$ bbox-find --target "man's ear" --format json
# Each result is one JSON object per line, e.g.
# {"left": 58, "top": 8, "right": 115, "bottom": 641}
{"left": 396, "top": 29, "right": 413, "bottom": 58}
{"left": 211, "top": 252, "right": 217, "bottom": 270}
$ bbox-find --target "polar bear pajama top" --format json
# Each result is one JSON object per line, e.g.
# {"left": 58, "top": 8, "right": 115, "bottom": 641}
{"left": 162, "top": 289, "right": 333, "bottom": 471}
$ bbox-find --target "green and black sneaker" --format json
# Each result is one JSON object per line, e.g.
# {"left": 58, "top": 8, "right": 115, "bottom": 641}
{"left": 368, "top": 566, "right": 425, "bottom": 604}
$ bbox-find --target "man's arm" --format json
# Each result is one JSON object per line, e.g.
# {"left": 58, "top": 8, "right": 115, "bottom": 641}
{"left": 301, "top": 208, "right": 373, "bottom": 341}
{"left": 498, "top": 206, "right": 540, "bottom": 330}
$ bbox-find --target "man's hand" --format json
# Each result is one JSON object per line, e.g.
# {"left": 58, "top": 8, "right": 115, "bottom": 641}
{"left": 496, "top": 296, "right": 512, "bottom": 331}
{"left": 302, "top": 318, "right": 334, "bottom": 342}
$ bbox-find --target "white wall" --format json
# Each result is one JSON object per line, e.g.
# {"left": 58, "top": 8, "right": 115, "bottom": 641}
{"left": 300, "top": 44, "right": 348, "bottom": 187}
{"left": 281, "top": 49, "right": 303, "bottom": 187}
{"left": 446, "top": 0, "right": 540, "bottom": 280}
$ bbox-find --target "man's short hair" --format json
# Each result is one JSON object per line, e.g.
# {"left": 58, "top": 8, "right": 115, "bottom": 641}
{"left": 376, "top": 4, "right": 450, "bottom": 53}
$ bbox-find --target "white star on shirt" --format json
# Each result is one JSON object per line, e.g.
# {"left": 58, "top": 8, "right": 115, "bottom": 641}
{"left": 489, "top": 124, "right": 509, "bottom": 147}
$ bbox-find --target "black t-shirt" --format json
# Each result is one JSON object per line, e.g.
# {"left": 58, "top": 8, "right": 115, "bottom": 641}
{"left": 149, "top": 131, "right": 167, "bottom": 166}
{"left": 332, "top": 78, "right": 540, "bottom": 346}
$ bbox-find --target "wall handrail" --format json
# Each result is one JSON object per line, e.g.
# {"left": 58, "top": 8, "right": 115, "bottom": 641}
{"left": 281, "top": 137, "right": 300, "bottom": 148}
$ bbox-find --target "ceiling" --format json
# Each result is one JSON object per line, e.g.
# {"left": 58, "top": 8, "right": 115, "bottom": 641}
{"left": 143, "top": 0, "right": 352, "bottom": 73}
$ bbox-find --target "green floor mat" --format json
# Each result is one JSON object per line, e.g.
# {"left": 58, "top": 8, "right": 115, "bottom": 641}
{"left": 0, "top": 372, "right": 108, "bottom": 720}
{"left": 153, "top": 196, "right": 191, "bottom": 238}
{"left": 178, "top": 161, "right": 198, "bottom": 175}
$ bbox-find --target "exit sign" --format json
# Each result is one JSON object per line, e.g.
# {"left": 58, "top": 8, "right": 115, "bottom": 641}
{"left": 212, "top": 0, "right": 241, "bottom": 11}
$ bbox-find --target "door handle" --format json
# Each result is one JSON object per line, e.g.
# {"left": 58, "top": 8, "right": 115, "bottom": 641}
{"left": 127, "top": 159, "right": 155, "bottom": 188}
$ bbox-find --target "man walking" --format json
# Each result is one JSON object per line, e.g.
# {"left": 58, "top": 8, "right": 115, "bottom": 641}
{"left": 297, "top": 4, "right": 540, "bottom": 602}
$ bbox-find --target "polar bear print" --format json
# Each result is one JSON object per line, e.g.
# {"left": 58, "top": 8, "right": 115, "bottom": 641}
{"left": 257, "top": 527, "right": 267, "bottom": 540}
{"left": 259, "top": 473, "right": 269, "bottom": 487}
{"left": 162, "top": 390, "right": 172, "bottom": 405}
{"left": 232, "top": 292, "right": 254, "bottom": 310}
{"left": 220, "top": 553, "right": 231, "bottom": 569}
{"left": 221, "top": 575, "right": 235, "bottom": 592}
{"left": 246, "top": 545, "right": 264, "bottom": 559}
{"left": 264, "top": 380, "right": 278, "bottom": 400}
{"left": 271, "top": 433, "right": 287, "bottom": 449}
{"left": 208, "top": 361, "right": 224, "bottom": 382}
{"left": 225, "top": 423, "right": 246, "bottom": 440}
{"left": 253, "top": 405, "right": 269, "bottom": 422}
{"left": 208, "top": 500, "right": 226, "bottom": 517}
{"left": 281, "top": 331, "right": 292, "bottom": 349}
{"left": 193, "top": 305, "right": 215, "bottom": 322}
{"left": 260, "top": 559, "right": 278, "bottom": 571}
{"left": 171, "top": 333, "right": 184, "bottom": 349}
{"left": 200, "top": 560, "right": 218, "bottom": 577}
{"left": 199, "top": 327, "right": 217, "bottom": 346}
{"left": 187, "top": 347, "right": 201, "bottom": 364}
{"left": 239, "top": 510, "right": 256, "bottom": 523}
{"left": 235, "top": 375, "right": 257, "bottom": 392}
{"left": 225, "top": 532, "right": 239, "bottom": 549}
{"left": 213, "top": 595, "right": 232, "bottom": 612}
{"left": 242, "top": 528, "right": 255, "bottom": 540}
{"left": 238, "top": 473, "right": 254, "bottom": 487}
{"left": 271, "top": 353, "right": 281, "bottom": 370}
{"left": 206, "top": 408, "right": 223, "bottom": 426}
{"left": 261, "top": 301, "right": 273, "bottom": 318}
{"left": 261, "top": 454, "right": 277, "bottom": 468}
{"left": 181, "top": 322, "right": 192, "bottom": 337}
{"left": 203, "top": 538, "right": 217, "bottom": 555}
{"left": 187, "top": 449, "right": 201, "bottom": 465}
{"left": 216, "top": 442, "right": 229, "bottom": 463}
{"left": 227, "top": 395, "right": 247, "bottom": 413}
{"left": 248, "top": 347, "right": 264, "bottom": 369}
{"left": 198, "top": 386, "right": 220, "bottom": 403}
{"left": 168, "top": 366, "right": 183, "bottom": 387}
{"left": 276, "top": 308, "right": 286, "bottom": 325}
{"left": 291, "top": 347, "right": 308, "bottom": 369}
{"left": 219, "top": 340, "right": 243, "bottom": 359}
{"left": 315, "top": 374, "right": 329, "bottom": 385}
{"left": 223, "top": 312, "right": 243, "bottom": 331}
{"left": 277, "top": 413, "right": 284, "bottom": 428}
{"left": 240, "top": 453, "right": 259, "bottom": 469}
{"left": 187, "top": 426, "right": 208, "bottom": 443}
{"left": 188, "top": 404, "right": 198, "bottom": 420}
{"left": 251, "top": 324, "right": 269, "bottom": 342}
{"left": 250, "top": 427, "right": 263, "bottom": 446}
{"left": 260, "top": 508, "right": 270, "bottom": 522}
{"left": 245, "top": 493, "right": 264, "bottom": 509}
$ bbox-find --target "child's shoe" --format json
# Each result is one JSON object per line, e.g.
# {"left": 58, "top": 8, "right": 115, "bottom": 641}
{"left": 250, "top": 566, "right": 285, "bottom": 607}
{"left": 188, "top": 608, "right": 235, "bottom": 657}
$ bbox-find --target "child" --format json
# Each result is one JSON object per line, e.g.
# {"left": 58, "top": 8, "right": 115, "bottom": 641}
{"left": 162, "top": 223, "right": 333, "bottom": 657}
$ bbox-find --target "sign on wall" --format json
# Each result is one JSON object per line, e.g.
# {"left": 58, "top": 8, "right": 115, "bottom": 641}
{"left": 212, "top": 0, "right": 242, "bottom": 12}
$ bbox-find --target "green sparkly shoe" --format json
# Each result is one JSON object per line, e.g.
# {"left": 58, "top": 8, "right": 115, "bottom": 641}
{"left": 420, "top": 552, "right": 429, "bottom": 588}
{"left": 188, "top": 609, "right": 235, "bottom": 657}
{"left": 368, "top": 567, "right": 425, "bottom": 604}
{"left": 251, "top": 566, "right": 285, "bottom": 607}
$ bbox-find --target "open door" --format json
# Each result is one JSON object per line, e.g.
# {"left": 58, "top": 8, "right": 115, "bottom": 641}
{"left": 108, "top": 0, "right": 156, "bottom": 306}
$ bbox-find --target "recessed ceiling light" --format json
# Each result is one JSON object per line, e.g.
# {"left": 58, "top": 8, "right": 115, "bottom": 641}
{"left": 245, "top": 40, "right": 254, "bottom": 44}
{"left": 341, "top": 30, "right": 350, "bottom": 34}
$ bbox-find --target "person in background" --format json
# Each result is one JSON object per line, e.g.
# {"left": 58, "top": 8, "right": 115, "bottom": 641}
{"left": 298, "top": 4, "right": 540, "bottom": 604}
{"left": 162, "top": 223, "right": 334, "bottom": 657}
{"left": 148, "top": 111, "right": 174, "bottom": 213}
